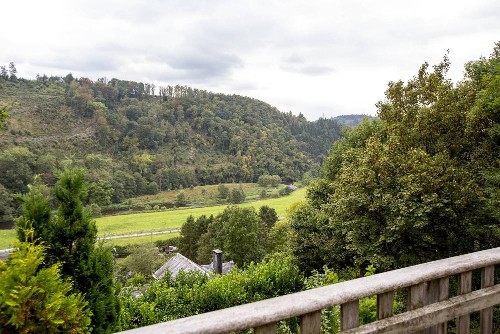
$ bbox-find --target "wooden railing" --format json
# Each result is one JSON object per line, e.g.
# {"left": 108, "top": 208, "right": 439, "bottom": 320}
{"left": 118, "top": 247, "right": 500, "bottom": 334}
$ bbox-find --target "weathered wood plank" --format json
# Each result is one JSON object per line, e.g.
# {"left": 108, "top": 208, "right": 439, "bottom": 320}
{"left": 341, "top": 299, "right": 359, "bottom": 330}
{"left": 480, "top": 266, "right": 494, "bottom": 334}
{"left": 437, "top": 277, "right": 449, "bottom": 334}
{"left": 300, "top": 310, "right": 321, "bottom": 334}
{"left": 377, "top": 291, "right": 394, "bottom": 320}
{"left": 342, "top": 285, "right": 500, "bottom": 334}
{"left": 424, "top": 277, "right": 450, "bottom": 334}
{"left": 410, "top": 282, "right": 425, "bottom": 310}
{"left": 254, "top": 322, "right": 277, "bottom": 334}
{"left": 457, "top": 271, "right": 472, "bottom": 334}
{"left": 424, "top": 279, "right": 440, "bottom": 334}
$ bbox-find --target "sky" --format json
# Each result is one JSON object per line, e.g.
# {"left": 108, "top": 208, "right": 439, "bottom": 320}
{"left": 1, "top": 0, "right": 499, "bottom": 120}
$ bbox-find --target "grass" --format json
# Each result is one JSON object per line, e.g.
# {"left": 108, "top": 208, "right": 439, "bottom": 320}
{"left": 130, "top": 183, "right": 268, "bottom": 206}
{"left": 0, "top": 187, "right": 306, "bottom": 249}
{"left": 0, "top": 229, "right": 17, "bottom": 249}
{"left": 96, "top": 188, "right": 305, "bottom": 236}
{"left": 100, "top": 232, "right": 180, "bottom": 247}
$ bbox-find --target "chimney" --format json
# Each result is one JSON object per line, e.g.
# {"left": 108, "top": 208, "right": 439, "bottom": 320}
{"left": 212, "top": 249, "right": 223, "bottom": 274}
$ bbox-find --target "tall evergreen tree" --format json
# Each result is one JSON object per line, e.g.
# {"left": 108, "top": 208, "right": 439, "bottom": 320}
{"left": 16, "top": 168, "right": 119, "bottom": 333}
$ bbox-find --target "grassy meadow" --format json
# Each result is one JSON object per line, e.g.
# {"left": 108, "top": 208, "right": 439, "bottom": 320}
{"left": 96, "top": 187, "right": 306, "bottom": 236}
{"left": 0, "top": 187, "right": 306, "bottom": 249}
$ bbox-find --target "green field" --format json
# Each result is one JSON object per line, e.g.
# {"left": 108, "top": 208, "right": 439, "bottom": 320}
{"left": 0, "top": 229, "right": 16, "bottom": 249}
{"left": 96, "top": 188, "right": 306, "bottom": 236}
{"left": 0, "top": 188, "right": 306, "bottom": 249}
{"left": 100, "top": 232, "right": 180, "bottom": 247}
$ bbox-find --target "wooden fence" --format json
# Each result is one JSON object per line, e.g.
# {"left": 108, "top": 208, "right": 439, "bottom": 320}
{"left": 118, "top": 247, "right": 499, "bottom": 333}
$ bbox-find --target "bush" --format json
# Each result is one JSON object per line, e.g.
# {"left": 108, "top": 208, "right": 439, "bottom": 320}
{"left": 258, "top": 175, "right": 281, "bottom": 187}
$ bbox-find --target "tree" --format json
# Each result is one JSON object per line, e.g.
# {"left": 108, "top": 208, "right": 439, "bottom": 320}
{"left": 0, "top": 184, "right": 14, "bottom": 226}
{"left": 8, "top": 62, "right": 17, "bottom": 80}
{"left": 217, "top": 207, "right": 265, "bottom": 266}
{"left": 16, "top": 176, "right": 52, "bottom": 243}
{"left": 217, "top": 184, "right": 229, "bottom": 201}
{"left": 0, "top": 241, "right": 91, "bottom": 333}
{"left": 0, "top": 105, "right": 8, "bottom": 127}
{"left": 0, "top": 146, "right": 37, "bottom": 193}
{"left": 178, "top": 215, "right": 212, "bottom": 260}
{"left": 293, "top": 47, "right": 500, "bottom": 273}
{"left": 229, "top": 187, "right": 245, "bottom": 204}
{"left": 122, "top": 243, "right": 164, "bottom": 277}
{"left": 0, "top": 66, "right": 7, "bottom": 79}
{"left": 16, "top": 168, "right": 120, "bottom": 333}
{"left": 258, "top": 205, "right": 278, "bottom": 229}
{"left": 258, "top": 174, "right": 281, "bottom": 187}
{"left": 175, "top": 191, "right": 187, "bottom": 206}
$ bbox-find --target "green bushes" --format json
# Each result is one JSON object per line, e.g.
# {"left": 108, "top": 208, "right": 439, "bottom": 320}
{"left": 118, "top": 255, "right": 303, "bottom": 330}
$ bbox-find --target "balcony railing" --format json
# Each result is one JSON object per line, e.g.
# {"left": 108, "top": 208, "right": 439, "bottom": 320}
{"left": 118, "top": 247, "right": 500, "bottom": 334}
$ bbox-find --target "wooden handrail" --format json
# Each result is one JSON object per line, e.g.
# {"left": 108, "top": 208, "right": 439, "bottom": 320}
{"left": 117, "top": 247, "right": 500, "bottom": 334}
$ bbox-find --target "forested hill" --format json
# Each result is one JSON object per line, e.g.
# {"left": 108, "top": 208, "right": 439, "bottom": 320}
{"left": 0, "top": 75, "right": 343, "bottom": 220}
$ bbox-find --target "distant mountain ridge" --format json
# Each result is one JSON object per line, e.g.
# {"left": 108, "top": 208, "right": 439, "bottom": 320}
{"left": 334, "top": 114, "right": 375, "bottom": 127}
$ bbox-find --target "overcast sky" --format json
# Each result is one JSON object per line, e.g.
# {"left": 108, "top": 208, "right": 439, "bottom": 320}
{"left": 1, "top": 1, "right": 499, "bottom": 120}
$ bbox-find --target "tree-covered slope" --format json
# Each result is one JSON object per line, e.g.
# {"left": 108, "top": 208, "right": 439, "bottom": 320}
{"left": 0, "top": 74, "right": 343, "bottom": 223}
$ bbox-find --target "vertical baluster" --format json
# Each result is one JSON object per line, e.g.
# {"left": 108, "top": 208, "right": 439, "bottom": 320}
{"left": 301, "top": 310, "right": 321, "bottom": 334}
{"left": 409, "top": 282, "right": 426, "bottom": 334}
{"left": 457, "top": 271, "right": 472, "bottom": 334}
{"left": 480, "top": 266, "right": 494, "bottom": 334}
{"left": 377, "top": 291, "right": 394, "bottom": 320}
{"left": 437, "top": 277, "right": 450, "bottom": 334}
{"left": 341, "top": 299, "right": 359, "bottom": 331}
{"left": 254, "top": 322, "right": 277, "bottom": 334}
{"left": 424, "top": 277, "right": 449, "bottom": 334}
{"left": 409, "top": 282, "right": 425, "bottom": 310}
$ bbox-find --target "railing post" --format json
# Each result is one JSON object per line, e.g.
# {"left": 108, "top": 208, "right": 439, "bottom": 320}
{"left": 341, "top": 299, "right": 359, "bottom": 330}
{"left": 457, "top": 271, "right": 472, "bottom": 334}
{"left": 254, "top": 322, "right": 277, "bottom": 334}
{"left": 480, "top": 266, "right": 494, "bottom": 334}
{"left": 301, "top": 310, "right": 321, "bottom": 334}
{"left": 377, "top": 291, "right": 394, "bottom": 320}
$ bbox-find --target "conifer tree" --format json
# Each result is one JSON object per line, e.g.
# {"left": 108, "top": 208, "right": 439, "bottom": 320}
{"left": 16, "top": 167, "right": 119, "bottom": 333}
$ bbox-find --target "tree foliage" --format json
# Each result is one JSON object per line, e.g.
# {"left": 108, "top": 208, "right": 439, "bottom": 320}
{"left": 0, "top": 73, "right": 344, "bottom": 220}
{"left": 291, "top": 44, "right": 500, "bottom": 272}
{"left": 179, "top": 206, "right": 273, "bottom": 266}
{"left": 16, "top": 168, "right": 119, "bottom": 333}
{"left": 118, "top": 255, "right": 303, "bottom": 331}
{"left": 0, "top": 241, "right": 91, "bottom": 333}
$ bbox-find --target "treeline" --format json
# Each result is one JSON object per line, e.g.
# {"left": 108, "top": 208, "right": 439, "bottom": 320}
{"left": 0, "top": 72, "right": 342, "bottom": 224}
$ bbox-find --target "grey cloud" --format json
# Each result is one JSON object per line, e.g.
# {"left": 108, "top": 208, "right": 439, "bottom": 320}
{"left": 281, "top": 63, "right": 335, "bottom": 76}
{"left": 168, "top": 50, "right": 243, "bottom": 79}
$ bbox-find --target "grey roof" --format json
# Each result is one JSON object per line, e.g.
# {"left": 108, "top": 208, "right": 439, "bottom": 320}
{"left": 153, "top": 253, "right": 236, "bottom": 280}
{"left": 200, "top": 260, "right": 235, "bottom": 275}
{"left": 152, "top": 253, "right": 208, "bottom": 280}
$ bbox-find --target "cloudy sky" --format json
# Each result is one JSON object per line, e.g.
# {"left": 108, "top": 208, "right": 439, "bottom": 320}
{"left": 1, "top": 0, "right": 499, "bottom": 120}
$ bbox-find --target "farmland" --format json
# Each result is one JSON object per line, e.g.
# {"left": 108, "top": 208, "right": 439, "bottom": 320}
{"left": 0, "top": 188, "right": 305, "bottom": 249}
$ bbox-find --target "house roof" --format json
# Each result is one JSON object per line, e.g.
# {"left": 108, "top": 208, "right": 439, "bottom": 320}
{"left": 200, "top": 260, "right": 235, "bottom": 275}
{"left": 152, "top": 253, "right": 208, "bottom": 280}
{"left": 152, "top": 253, "right": 236, "bottom": 280}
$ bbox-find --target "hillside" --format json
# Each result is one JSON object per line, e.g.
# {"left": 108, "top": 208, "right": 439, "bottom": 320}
{"left": 333, "top": 114, "right": 375, "bottom": 127}
{"left": 0, "top": 75, "right": 344, "bottom": 224}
